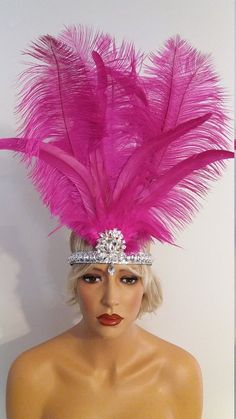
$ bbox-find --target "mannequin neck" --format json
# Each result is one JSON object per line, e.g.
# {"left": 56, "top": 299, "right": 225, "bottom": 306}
{"left": 73, "top": 320, "right": 145, "bottom": 376}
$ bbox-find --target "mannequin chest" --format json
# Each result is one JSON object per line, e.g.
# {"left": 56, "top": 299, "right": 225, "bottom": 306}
{"left": 42, "top": 372, "right": 178, "bottom": 419}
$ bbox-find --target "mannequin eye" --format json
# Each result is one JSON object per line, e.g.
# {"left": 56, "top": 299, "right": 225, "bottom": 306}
{"left": 81, "top": 274, "right": 101, "bottom": 283}
{"left": 120, "top": 276, "right": 139, "bottom": 285}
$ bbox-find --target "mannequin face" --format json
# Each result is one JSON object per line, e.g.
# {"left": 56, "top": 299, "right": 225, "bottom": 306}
{"left": 76, "top": 264, "right": 144, "bottom": 338}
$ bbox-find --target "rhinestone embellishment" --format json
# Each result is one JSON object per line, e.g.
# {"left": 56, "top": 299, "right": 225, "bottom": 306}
{"left": 68, "top": 228, "right": 152, "bottom": 266}
{"left": 107, "top": 264, "right": 116, "bottom": 276}
{"left": 96, "top": 229, "right": 126, "bottom": 255}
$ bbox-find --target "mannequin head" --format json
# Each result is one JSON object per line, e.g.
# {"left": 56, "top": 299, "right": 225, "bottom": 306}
{"left": 67, "top": 232, "right": 163, "bottom": 319}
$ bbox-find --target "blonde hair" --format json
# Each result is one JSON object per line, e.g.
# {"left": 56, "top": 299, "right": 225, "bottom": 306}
{"left": 67, "top": 232, "right": 163, "bottom": 318}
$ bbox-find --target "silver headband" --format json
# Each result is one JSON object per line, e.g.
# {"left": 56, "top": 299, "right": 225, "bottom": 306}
{"left": 68, "top": 229, "right": 152, "bottom": 274}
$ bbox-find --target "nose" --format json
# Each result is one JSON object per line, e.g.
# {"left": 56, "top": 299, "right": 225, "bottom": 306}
{"left": 101, "top": 278, "right": 120, "bottom": 308}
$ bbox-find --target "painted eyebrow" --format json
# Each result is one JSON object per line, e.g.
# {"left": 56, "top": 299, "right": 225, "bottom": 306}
{"left": 119, "top": 270, "right": 138, "bottom": 275}
{"left": 85, "top": 268, "right": 103, "bottom": 273}
{"left": 87, "top": 268, "right": 138, "bottom": 275}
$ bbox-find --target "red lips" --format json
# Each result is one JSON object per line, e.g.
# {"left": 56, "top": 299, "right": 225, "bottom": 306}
{"left": 97, "top": 313, "right": 124, "bottom": 326}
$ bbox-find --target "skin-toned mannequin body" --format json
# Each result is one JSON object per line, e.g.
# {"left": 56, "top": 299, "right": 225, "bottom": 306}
{"left": 6, "top": 264, "right": 203, "bottom": 419}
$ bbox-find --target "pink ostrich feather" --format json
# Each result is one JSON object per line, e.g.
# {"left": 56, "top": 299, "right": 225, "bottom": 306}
{"left": 0, "top": 26, "right": 233, "bottom": 251}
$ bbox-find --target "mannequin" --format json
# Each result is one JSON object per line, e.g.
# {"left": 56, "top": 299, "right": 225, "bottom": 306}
{"left": 6, "top": 236, "right": 203, "bottom": 419}
{"left": 1, "top": 25, "right": 232, "bottom": 419}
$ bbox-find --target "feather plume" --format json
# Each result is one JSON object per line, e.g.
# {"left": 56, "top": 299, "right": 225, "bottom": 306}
{"left": 0, "top": 27, "right": 233, "bottom": 250}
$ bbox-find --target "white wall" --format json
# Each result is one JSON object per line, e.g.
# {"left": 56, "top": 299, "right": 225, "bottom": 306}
{"left": 0, "top": 1, "right": 234, "bottom": 418}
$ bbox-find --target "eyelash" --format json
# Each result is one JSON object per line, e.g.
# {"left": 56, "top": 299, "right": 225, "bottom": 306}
{"left": 121, "top": 276, "right": 139, "bottom": 285}
{"left": 81, "top": 275, "right": 101, "bottom": 283}
{"left": 81, "top": 275, "right": 139, "bottom": 285}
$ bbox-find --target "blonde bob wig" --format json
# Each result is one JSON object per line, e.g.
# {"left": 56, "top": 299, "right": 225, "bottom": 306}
{"left": 67, "top": 232, "right": 163, "bottom": 318}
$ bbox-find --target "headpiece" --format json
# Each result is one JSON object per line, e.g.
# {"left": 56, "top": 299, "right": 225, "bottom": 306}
{"left": 0, "top": 25, "right": 233, "bottom": 273}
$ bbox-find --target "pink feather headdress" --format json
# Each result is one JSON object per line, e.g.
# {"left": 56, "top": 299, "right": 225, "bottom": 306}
{"left": 0, "top": 25, "right": 233, "bottom": 263}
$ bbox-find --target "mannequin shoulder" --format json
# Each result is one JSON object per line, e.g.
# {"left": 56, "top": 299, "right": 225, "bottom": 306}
{"left": 165, "top": 340, "right": 203, "bottom": 418}
{"left": 156, "top": 335, "right": 201, "bottom": 368}
{"left": 142, "top": 330, "right": 200, "bottom": 369}
{"left": 6, "top": 330, "right": 72, "bottom": 419}
{"left": 149, "top": 335, "right": 203, "bottom": 418}
{"left": 6, "top": 346, "right": 53, "bottom": 418}
{"left": 162, "top": 339, "right": 202, "bottom": 388}
{"left": 7, "top": 339, "right": 56, "bottom": 380}
{"left": 7, "top": 328, "right": 73, "bottom": 380}
{"left": 149, "top": 334, "right": 202, "bottom": 385}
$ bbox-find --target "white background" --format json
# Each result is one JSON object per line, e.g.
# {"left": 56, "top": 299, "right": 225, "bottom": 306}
{"left": 0, "top": 1, "right": 234, "bottom": 418}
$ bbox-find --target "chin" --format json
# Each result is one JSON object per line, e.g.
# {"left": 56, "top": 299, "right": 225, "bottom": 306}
{"left": 86, "top": 318, "right": 134, "bottom": 339}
